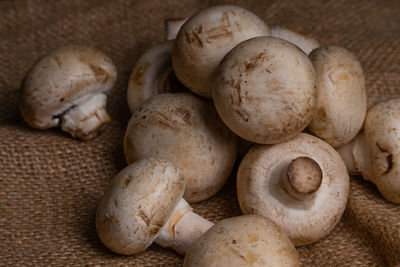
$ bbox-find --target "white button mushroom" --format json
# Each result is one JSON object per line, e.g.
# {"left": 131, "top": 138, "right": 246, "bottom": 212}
{"left": 270, "top": 26, "right": 320, "bottom": 55}
{"left": 96, "top": 158, "right": 214, "bottom": 255}
{"left": 337, "top": 98, "right": 400, "bottom": 204}
{"left": 124, "top": 92, "right": 237, "bottom": 203}
{"left": 184, "top": 215, "right": 300, "bottom": 267}
{"left": 308, "top": 46, "right": 367, "bottom": 148}
{"left": 172, "top": 5, "right": 270, "bottom": 98}
{"left": 213, "top": 36, "right": 317, "bottom": 144}
{"left": 19, "top": 45, "right": 117, "bottom": 140}
{"left": 126, "top": 41, "right": 185, "bottom": 114}
{"left": 237, "top": 133, "right": 350, "bottom": 245}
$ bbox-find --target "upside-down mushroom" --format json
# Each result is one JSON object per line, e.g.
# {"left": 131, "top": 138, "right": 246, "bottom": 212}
{"left": 237, "top": 133, "right": 350, "bottom": 245}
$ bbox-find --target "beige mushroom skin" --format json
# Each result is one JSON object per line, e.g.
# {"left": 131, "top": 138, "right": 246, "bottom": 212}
{"left": 124, "top": 93, "right": 237, "bottom": 203}
{"left": 19, "top": 45, "right": 117, "bottom": 139}
{"left": 308, "top": 46, "right": 367, "bottom": 148}
{"left": 172, "top": 5, "right": 270, "bottom": 98}
{"left": 96, "top": 158, "right": 213, "bottom": 255}
{"left": 213, "top": 36, "right": 316, "bottom": 144}
{"left": 271, "top": 26, "right": 320, "bottom": 55}
{"left": 237, "top": 133, "right": 350, "bottom": 245}
{"left": 127, "top": 41, "right": 185, "bottom": 114}
{"left": 166, "top": 18, "right": 188, "bottom": 40}
{"left": 184, "top": 215, "right": 300, "bottom": 267}
{"left": 337, "top": 98, "right": 400, "bottom": 204}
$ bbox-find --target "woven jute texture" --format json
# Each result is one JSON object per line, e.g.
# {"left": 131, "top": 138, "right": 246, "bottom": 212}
{"left": 1, "top": 0, "right": 399, "bottom": 266}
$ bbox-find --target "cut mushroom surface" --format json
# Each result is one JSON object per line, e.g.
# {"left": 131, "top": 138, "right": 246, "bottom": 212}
{"left": 337, "top": 98, "right": 400, "bottom": 204}
{"left": 308, "top": 46, "right": 367, "bottom": 148}
{"left": 184, "top": 215, "right": 300, "bottom": 267}
{"left": 19, "top": 45, "right": 117, "bottom": 139}
{"left": 127, "top": 41, "right": 185, "bottom": 114}
{"left": 172, "top": 5, "right": 270, "bottom": 98}
{"left": 270, "top": 26, "right": 320, "bottom": 55}
{"left": 124, "top": 92, "right": 237, "bottom": 203}
{"left": 237, "top": 133, "right": 350, "bottom": 245}
{"left": 96, "top": 158, "right": 214, "bottom": 255}
{"left": 213, "top": 36, "right": 316, "bottom": 144}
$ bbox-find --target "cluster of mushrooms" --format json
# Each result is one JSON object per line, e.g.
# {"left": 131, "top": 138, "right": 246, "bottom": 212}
{"left": 19, "top": 4, "right": 399, "bottom": 266}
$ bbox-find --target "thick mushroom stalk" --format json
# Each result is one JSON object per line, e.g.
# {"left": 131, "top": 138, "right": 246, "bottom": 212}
{"left": 156, "top": 198, "right": 214, "bottom": 254}
{"left": 96, "top": 158, "right": 214, "bottom": 255}
{"left": 237, "top": 133, "right": 350, "bottom": 246}
{"left": 279, "top": 157, "right": 323, "bottom": 201}
{"left": 337, "top": 98, "right": 400, "bottom": 204}
{"left": 19, "top": 45, "right": 117, "bottom": 140}
{"left": 61, "top": 93, "right": 110, "bottom": 139}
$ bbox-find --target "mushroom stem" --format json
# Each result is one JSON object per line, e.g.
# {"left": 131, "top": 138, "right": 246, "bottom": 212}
{"left": 156, "top": 198, "right": 214, "bottom": 255}
{"left": 336, "top": 132, "right": 368, "bottom": 175}
{"left": 61, "top": 93, "right": 110, "bottom": 140}
{"left": 279, "top": 157, "right": 323, "bottom": 200}
{"left": 165, "top": 18, "right": 188, "bottom": 40}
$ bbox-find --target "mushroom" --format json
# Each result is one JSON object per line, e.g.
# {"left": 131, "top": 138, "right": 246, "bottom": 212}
{"left": 184, "top": 215, "right": 300, "bottom": 267}
{"left": 237, "top": 133, "right": 350, "bottom": 245}
{"left": 337, "top": 98, "right": 400, "bottom": 204}
{"left": 166, "top": 18, "right": 188, "bottom": 40}
{"left": 308, "top": 46, "right": 367, "bottom": 148}
{"left": 19, "top": 45, "right": 117, "bottom": 140}
{"left": 270, "top": 26, "right": 320, "bottom": 55}
{"left": 124, "top": 92, "right": 237, "bottom": 203}
{"left": 126, "top": 41, "right": 185, "bottom": 114}
{"left": 213, "top": 36, "right": 316, "bottom": 144}
{"left": 172, "top": 5, "right": 270, "bottom": 98}
{"left": 96, "top": 158, "right": 214, "bottom": 255}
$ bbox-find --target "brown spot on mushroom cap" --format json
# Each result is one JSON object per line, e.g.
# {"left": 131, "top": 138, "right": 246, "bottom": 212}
{"left": 287, "top": 157, "right": 323, "bottom": 194}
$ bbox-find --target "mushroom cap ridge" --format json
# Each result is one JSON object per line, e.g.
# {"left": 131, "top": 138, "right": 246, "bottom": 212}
{"left": 20, "top": 45, "right": 117, "bottom": 130}
{"left": 96, "top": 158, "right": 185, "bottom": 255}
{"left": 237, "top": 133, "right": 349, "bottom": 245}
{"left": 184, "top": 215, "right": 300, "bottom": 267}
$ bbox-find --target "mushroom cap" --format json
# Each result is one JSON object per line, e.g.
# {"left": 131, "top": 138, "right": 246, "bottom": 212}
{"left": 19, "top": 45, "right": 117, "bottom": 130}
{"left": 96, "top": 158, "right": 185, "bottom": 255}
{"left": 362, "top": 98, "right": 400, "bottom": 203}
{"left": 270, "top": 26, "right": 320, "bottom": 55}
{"left": 213, "top": 36, "right": 316, "bottom": 144}
{"left": 183, "top": 215, "right": 300, "bottom": 267}
{"left": 308, "top": 46, "right": 367, "bottom": 148}
{"left": 127, "top": 41, "right": 185, "bottom": 114}
{"left": 237, "top": 133, "right": 350, "bottom": 245}
{"left": 172, "top": 5, "right": 270, "bottom": 98}
{"left": 124, "top": 92, "right": 237, "bottom": 203}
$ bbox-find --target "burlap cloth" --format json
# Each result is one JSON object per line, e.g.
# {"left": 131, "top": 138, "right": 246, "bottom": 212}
{"left": 1, "top": 0, "right": 399, "bottom": 266}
